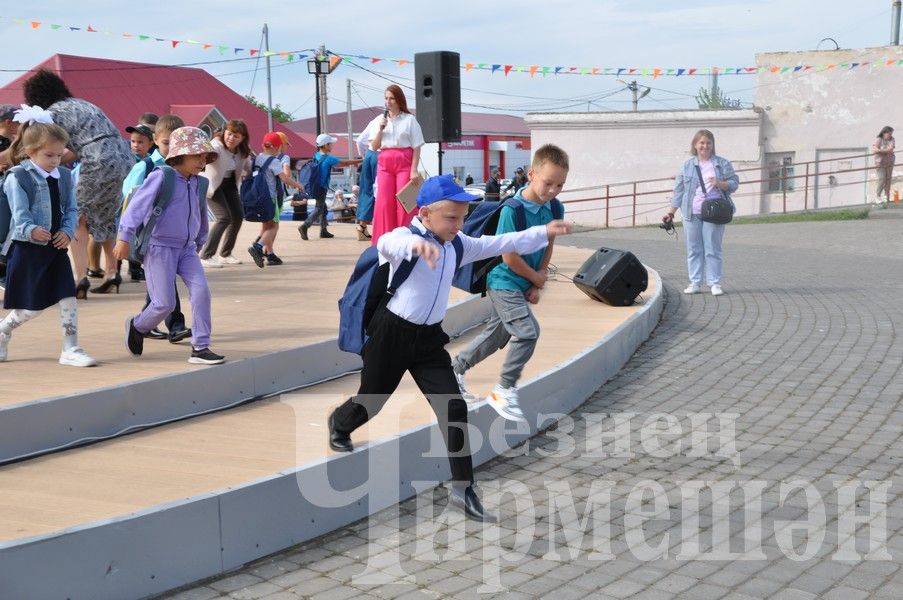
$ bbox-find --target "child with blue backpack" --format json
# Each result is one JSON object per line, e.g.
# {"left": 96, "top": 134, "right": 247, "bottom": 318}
{"left": 0, "top": 106, "right": 96, "bottom": 366}
{"left": 114, "top": 127, "right": 225, "bottom": 365}
{"left": 452, "top": 144, "right": 569, "bottom": 422}
{"left": 328, "top": 174, "right": 571, "bottom": 522}
{"left": 247, "top": 132, "right": 304, "bottom": 268}
{"left": 298, "top": 133, "right": 360, "bottom": 241}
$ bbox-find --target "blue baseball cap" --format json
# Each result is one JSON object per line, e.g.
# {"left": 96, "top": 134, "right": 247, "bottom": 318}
{"left": 416, "top": 174, "right": 481, "bottom": 207}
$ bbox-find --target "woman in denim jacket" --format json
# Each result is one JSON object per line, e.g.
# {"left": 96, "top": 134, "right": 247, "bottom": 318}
{"left": 662, "top": 129, "right": 739, "bottom": 297}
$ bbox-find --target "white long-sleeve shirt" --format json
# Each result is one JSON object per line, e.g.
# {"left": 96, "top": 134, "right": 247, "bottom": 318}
{"left": 378, "top": 217, "right": 550, "bottom": 325}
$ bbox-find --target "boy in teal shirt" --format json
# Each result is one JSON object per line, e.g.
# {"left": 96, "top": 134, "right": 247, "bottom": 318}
{"left": 453, "top": 144, "right": 569, "bottom": 421}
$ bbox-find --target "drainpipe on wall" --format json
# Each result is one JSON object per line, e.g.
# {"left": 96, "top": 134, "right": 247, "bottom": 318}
{"left": 892, "top": 0, "right": 901, "bottom": 45}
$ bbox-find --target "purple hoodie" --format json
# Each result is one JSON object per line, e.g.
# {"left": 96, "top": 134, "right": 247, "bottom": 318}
{"left": 119, "top": 168, "right": 209, "bottom": 251}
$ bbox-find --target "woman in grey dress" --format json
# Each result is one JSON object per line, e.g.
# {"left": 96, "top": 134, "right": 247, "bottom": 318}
{"left": 23, "top": 69, "right": 134, "bottom": 298}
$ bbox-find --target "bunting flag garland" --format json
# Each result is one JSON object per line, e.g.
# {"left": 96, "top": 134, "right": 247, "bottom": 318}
{"left": 12, "top": 16, "right": 903, "bottom": 78}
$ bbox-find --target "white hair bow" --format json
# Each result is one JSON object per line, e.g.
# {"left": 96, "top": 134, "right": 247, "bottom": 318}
{"left": 13, "top": 104, "right": 54, "bottom": 125}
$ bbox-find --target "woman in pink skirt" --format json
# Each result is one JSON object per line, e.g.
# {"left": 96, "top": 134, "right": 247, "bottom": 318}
{"left": 365, "top": 85, "right": 425, "bottom": 244}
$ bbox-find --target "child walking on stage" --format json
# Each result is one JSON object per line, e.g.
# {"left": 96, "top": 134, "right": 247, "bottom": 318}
{"left": 114, "top": 127, "right": 225, "bottom": 365}
{"left": 453, "top": 144, "right": 569, "bottom": 422}
{"left": 0, "top": 106, "right": 96, "bottom": 366}
{"left": 327, "top": 175, "right": 571, "bottom": 521}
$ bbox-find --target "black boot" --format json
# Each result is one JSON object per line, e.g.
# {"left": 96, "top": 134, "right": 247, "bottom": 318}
{"left": 327, "top": 413, "right": 353, "bottom": 452}
{"left": 449, "top": 485, "right": 497, "bottom": 522}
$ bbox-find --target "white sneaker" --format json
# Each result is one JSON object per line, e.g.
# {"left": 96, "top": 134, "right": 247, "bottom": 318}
{"left": 59, "top": 346, "right": 97, "bottom": 367}
{"left": 683, "top": 283, "right": 702, "bottom": 294}
{"left": 454, "top": 370, "right": 476, "bottom": 402}
{"left": 486, "top": 384, "right": 526, "bottom": 422}
{"left": 200, "top": 257, "right": 223, "bottom": 269}
{"left": 219, "top": 254, "right": 243, "bottom": 265}
{"left": 711, "top": 284, "right": 724, "bottom": 296}
{"left": 0, "top": 331, "right": 10, "bottom": 362}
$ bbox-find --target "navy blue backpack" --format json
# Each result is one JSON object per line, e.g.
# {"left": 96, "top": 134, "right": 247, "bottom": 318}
{"left": 296, "top": 156, "right": 323, "bottom": 200}
{"left": 338, "top": 226, "right": 463, "bottom": 355}
{"left": 240, "top": 155, "right": 277, "bottom": 222}
{"left": 452, "top": 197, "right": 563, "bottom": 295}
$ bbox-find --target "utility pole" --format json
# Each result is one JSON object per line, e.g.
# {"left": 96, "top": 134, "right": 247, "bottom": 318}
{"left": 346, "top": 79, "right": 353, "bottom": 160}
{"left": 893, "top": 0, "right": 901, "bottom": 45}
{"left": 317, "top": 44, "right": 328, "bottom": 136}
{"left": 621, "top": 80, "right": 650, "bottom": 112}
{"left": 263, "top": 24, "right": 273, "bottom": 132}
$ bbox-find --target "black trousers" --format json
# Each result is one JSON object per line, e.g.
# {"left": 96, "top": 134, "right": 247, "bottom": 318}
{"left": 200, "top": 176, "right": 243, "bottom": 259}
{"left": 331, "top": 309, "right": 474, "bottom": 484}
{"left": 141, "top": 282, "right": 185, "bottom": 331}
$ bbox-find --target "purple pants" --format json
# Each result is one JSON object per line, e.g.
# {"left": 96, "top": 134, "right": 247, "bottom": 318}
{"left": 133, "top": 244, "right": 212, "bottom": 349}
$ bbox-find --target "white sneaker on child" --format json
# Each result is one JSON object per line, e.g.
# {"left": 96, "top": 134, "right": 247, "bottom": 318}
{"left": 59, "top": 346, "right": 97, "bottom": 367}
{"left": 454, "top": 370, "right": 476, "bottom": 402}
{"left": 486, "top": 384, "right": 526, "bottom": 422}
{"left": 710, "top": 284, "right": 724, "bottom": 296}
{"left": 683, "top": 283, "right": 702, "bottom": 294}
{"left": 0, "top": 331, "right": 10, "bottom": 362}
{"left": 200, "top": 257, "right": 223, "bottom": 269}
{"left": 219, "top": 254, "right": 243, "bottom": 265}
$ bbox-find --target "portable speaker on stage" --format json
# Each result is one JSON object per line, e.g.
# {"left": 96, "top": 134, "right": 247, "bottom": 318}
{"left": 573, "top": 247, "right": 647, "bottom": 306}
{"left": 414, "top": 51, "right": 462, "bottom": 143}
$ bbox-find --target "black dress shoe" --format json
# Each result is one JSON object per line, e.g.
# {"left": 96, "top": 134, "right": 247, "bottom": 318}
{"left": 449, "top": 486, "right": 497, "bottom": 523}
{"left": 86, "top": 268, "right": 105, "bottom": 279}
{"left": 145, "top": 328, "right": 167, "bottom": 340}
{"left": 327, "top": 413, "right": 353, "bottom": 452}
{"left": 168, "top": 326, "right": 192, "bottom": 344}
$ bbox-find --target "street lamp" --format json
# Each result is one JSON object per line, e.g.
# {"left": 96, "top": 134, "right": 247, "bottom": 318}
{"left": 307, "top": 49, "right": 336, "bottom": 136}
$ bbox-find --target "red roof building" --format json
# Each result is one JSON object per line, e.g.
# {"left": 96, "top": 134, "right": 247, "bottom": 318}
{"left": 0, "top": 54, "right": 316, "bottom": 157}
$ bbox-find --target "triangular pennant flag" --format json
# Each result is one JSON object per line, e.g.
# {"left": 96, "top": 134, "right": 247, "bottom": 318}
{"left": 629, "top": 68, "right": 637, "bottom": 75}
{"left": 677, "top": 68, "right": 686, "bottom": 76}
{"left": 591, "top": 67, "right": 600, "bottom": 75}
{"left": 529, "top": 65, "right": 539, "bottom": 77}
{"left": 603, "top": 68, "right": 613, "bottom": 74}
{"left": 850, "top": 62, "right": 860, "bottom": 69}
{"left": 745, "top": 67, "right": 757, "bottom": 73}
{"left": 370, "top": 57, "right": 381, "bottom": 63}
{"left": 342, "top": 57, "right": 351, "bottom": 63}
{"left": 888, "top": 59, "right": 897, "bottom": 66}
{"left": 667, "top": 68, "right": 675, "bottom": 75}
{"left": 87, "top": 25, "right": 97, "bottom": 32}
{"left": 263, "top": 51, "right": 275, "bottom": 57}
{"left": 616, "top": 68, "right": 626, "bottom": 76}
{"left": 12, "top": 18, "right": 24, "bottom": 25}
{"left": 187, "top": 39, "right": 201, "bottom": 44}
{"left": 803, "top": 65, "right": 813, "bottom": 71}
{"left": 203, "top": 43, "right": 213, "bottom": 49}
{"left": 31, "top": 21, "right": 42, "bottom": 29}
{"left": 780, "top": 66, "right": 791, "bottom": 73}
{"left": 641, "top": 68, "right": 648, "bottom": 77}
{"left": 770, "top": 66, "right": 780, "bottom": 73}
{"left": 286, "top": 54, "right": 294, "bottom": 62}
{"left": 688, "top": 68, "right": 697, "bottom": 75}
{"left": 279, "top": 51, "right": 289, "bottom": 57}
{"left": 155, "top": 38, "right": 165, "bottom": 42}
{"left": 653, "top": 68, "right": 662, "bottom": 79}
{"left": 477, "top": 63, "right": 487, "bottom": 69}
{"left": 50, "top": 24, "right": 62, "bottom": 30}
{"left": 554, "top": 66, "right": 563, "bottom": 75}
{"left": 171, "top": 40, "right": 179, "bottom": 48}
{"left": 542, "top": 66, "right": 550, "bottom": 76}
{"left": 465, "top": 63, "right": 474, "bottom": 72}
{"left": 330, "top": 55, "right": 341, "bottom": 70}
{"left": 234, "top": 48, "right": 243, "bottom": 54}
{"left": 569, "top": 67, "right": 578, "bottom": 72}
{"left": 218, "top": 45, "right": 227, "bottom": 54}
{"left": 515, "top": 65, "right": 524, "bottom": 72}
{"left": 122, "top": 32, "right": 133, "bottom": 38}
{"left": 827, "top": 64, "right": 837, "bottom": 69}
{"left": 502, "top": 65, "right": 512, "bottom": 75}
{"left": 69, "top": 27, "right": 80, "bottom": 31}
{"left": 793, "top": 65, "right": 803, "bottom": 72}
{"left": 398, "top": 59, "right": 408, "bottom": 66}
{"left": 582, "top": 67, "right": 591, "bottom": 75}
{"left": 249, "top": 49, "right": 258, "bottom": 56}
{"left": 139, "top": 35, "right": 150, "bottom": 41}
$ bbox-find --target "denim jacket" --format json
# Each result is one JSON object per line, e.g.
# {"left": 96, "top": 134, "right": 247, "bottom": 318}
{"left": 2, "top": 160, "right": 77, "bottom": 254}
{"left": 671, "top": 155, "right": 739, "bottom": 217}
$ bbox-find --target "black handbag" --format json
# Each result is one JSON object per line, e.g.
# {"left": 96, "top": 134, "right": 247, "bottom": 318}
{"left": 695, "top": 164, "right": 733, "bottom": 224}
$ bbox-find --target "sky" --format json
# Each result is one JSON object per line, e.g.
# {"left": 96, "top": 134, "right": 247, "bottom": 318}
{"left": 0, "top": 0, "right": 897, "bottom": 122}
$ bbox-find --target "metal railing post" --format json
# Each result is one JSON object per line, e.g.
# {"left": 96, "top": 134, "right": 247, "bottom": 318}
{"left": 632, "top": 182, "right": 637, "bottom": 227}
{"left": 605, "top": 185, "right": 610, "bottom": 228}
{"left": 804, "top": 162, "right": 809, "bottom": 210}
{"left": 782, "top": 167, "right": 788, "bottom": 213}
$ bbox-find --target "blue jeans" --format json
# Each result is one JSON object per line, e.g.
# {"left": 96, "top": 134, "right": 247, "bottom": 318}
{"left": 683, "top": 215, "right": 725, "bottom": 286}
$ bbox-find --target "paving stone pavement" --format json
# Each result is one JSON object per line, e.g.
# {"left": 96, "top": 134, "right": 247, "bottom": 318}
{"left": 159, "top": 214, "right": 903, "bottom": 600}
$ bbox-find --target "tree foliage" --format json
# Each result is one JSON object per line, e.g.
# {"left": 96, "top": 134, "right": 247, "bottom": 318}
{"left": 695, "top": 84, "right": 740, "bottom": 110}
{"left": 245, "top": 95, "right": 293, "bottom": 123}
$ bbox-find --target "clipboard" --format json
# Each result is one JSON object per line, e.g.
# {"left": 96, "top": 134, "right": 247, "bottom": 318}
{"left": 395, "top": 176, "right": 423, "bottom": 213}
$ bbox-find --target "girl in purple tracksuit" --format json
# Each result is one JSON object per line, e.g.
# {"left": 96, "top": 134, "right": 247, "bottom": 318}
{"left": 114, "top": 127, "right": 225, "bottom": 365}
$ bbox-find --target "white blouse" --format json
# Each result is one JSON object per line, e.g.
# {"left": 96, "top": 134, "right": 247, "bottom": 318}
{"left": 367, "top": 112, "right": 425, "bottom": 149}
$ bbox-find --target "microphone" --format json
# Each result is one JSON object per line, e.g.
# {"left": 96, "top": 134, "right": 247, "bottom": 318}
{"left": 383, "top": 109, "right": 389, "bottom": 119}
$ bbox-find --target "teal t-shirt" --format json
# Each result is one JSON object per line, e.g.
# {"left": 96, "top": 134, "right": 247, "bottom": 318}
{"left": 486, "top": 191, "right": 563, "bottom": 292}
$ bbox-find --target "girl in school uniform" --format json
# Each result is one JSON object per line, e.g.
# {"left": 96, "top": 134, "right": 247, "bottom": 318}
{"left": 0, "top": 106, "right": 96, "bottom": 366}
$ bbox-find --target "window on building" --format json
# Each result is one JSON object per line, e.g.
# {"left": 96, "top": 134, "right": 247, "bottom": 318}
{"left": 766, "top": 152, "right": 795, "bottom": 192}
{"left": 453, "top": 167, "right": 464, "bottom": 183}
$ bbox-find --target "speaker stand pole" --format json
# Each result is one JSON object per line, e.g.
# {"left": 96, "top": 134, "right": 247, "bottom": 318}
{"left": 437, "top": 146, "right": 444, "bottom": 176}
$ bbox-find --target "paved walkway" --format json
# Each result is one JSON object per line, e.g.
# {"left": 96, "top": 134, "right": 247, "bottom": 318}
{"left": 161, "top": 213, "right": 903, "bottom": 600}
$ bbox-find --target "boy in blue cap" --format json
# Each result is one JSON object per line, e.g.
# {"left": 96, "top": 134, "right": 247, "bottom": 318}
{"left": 327, "top": 174, "right": 571, "bottom": 522}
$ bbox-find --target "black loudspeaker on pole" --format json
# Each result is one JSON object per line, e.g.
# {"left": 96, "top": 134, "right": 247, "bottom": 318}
{"left": 414, "top": 51, "right": 462, "bottom": 148}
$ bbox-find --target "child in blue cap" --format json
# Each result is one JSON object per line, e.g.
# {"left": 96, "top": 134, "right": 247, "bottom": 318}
{"left": 327, "top": 174, "right": 571, "bottom": 522}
